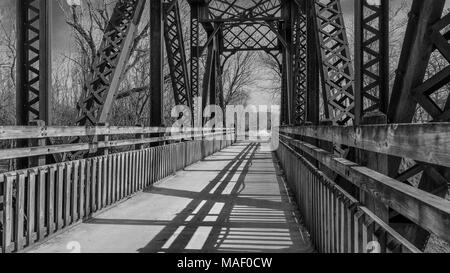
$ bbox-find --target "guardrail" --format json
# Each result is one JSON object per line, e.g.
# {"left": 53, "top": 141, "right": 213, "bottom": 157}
{"left": 0, "top": 126, "right": 235, "bottom": 161}
{"left": 281, "top": 123, "right": 450, "bottom": 168}
{"left": 278, "top": 124, "right": 450, "bottom": 253}
{"left": 278, "top": 141, "right": 420, "bottom": 253}
{"left": 0, "top": 126, "right": 236, "bottom": 253}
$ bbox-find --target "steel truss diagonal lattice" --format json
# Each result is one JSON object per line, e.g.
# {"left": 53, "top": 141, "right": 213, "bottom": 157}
{"left": 222, "top": 22, "right": 279, "bottom": 53}
{"left": 292, "top": 4, "right": 308, "bottom": 124}
{"left": 164, "top": 1, "right": 193, "bottom": 112}
{"left": 208, "top": 0, "right": 281, "bottom": 21}
{"left": 387, "top": 0, "right": 450, "bottom": 250}
{"left": 354, "top": 0, "right": 389, "bottom": 124}
{"left": 16, "top": 0, "right": 51, "bottom": 126}
{"left": 412, "top": 13, "right": 450, "bottom": 122}
{"left": 191, "top": 4, "right": 201, "bottom": 98}
{"left": 76, "top": 0, "right": 145, "bottom": 127}
{"left": 314, "top": 0, "right": 355, "bottom": 125}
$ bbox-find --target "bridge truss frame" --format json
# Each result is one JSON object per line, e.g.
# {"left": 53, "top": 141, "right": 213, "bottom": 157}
{"left": 12, "top": 0, "right": 450, "bottom": 252}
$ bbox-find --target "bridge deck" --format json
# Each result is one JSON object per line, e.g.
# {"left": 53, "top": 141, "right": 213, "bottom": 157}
{"left": 26, "top": 142, "right": 314, "bottom": 253}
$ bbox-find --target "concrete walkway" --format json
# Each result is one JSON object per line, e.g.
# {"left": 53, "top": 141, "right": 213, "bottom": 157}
{"left": 27, "top": 142, "right": 315, "bottom": 253}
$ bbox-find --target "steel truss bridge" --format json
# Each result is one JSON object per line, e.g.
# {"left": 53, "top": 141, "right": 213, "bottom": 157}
{"left": 0, "top": 0, "right": 449, "bottom": 253}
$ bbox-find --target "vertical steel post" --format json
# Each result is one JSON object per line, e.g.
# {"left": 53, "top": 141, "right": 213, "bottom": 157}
{"left": 354, "top": 0, "right": 389, "bottom": 125}
{"left": 16, "top": 0, "right": 51, "bottom": 169}
{"left": 190, "top": 3, "right": 201, "bottom": 98}
{"left": 281, "top": 0, "right": 294, "bottom": 125}
{"left": 16, "top": 0, "right": 51, "bottom": 126}
{"left": 150, "top": 0, "right": 165, "bottom": 128}
{"left": 306, "top": 0, "right": 320, "bottom": 125}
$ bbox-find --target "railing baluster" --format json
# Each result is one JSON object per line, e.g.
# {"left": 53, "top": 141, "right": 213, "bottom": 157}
{"left": 2, "top": 174, "right": 13, "bottom": 253}
{"left": 15, "top": 172, "right": 25, "bottom": 252}
{"left": 124, "top": 153, "right": 129, "bottom": 195}
{"left": 27, "top": 170, "right": 37, "bottom": 246}
{"left": 46, "top": 167, "right": 56, "bottom": 235}
{"left": 79, "top": 161, "right": 86, "bottom": 220}
{"left": 37, "top": 168, "right": 46, "bottom": 240}
{"left": 72, "top": 161, "right": 79, "bottom": 221}
{"left": 97, "top": 158, "right": 104, "bottom": 210}
{"left": 85, "top": 160, "right": 91, "bottom": 217}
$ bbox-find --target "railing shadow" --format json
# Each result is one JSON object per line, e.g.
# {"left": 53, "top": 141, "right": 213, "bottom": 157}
{"left": 86, "top": 142, "right": 314, "bottom": 253}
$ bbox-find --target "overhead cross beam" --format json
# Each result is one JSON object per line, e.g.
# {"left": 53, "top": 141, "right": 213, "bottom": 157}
{"left": 221, "top": 22, "right": 280, "bottom": 53}
{"left": 207, "top": 0, "right": 282, "bottom": 22}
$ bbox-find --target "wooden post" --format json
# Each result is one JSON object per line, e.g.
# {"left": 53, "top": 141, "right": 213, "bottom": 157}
{"left": 29, "top": 120, "right": 46, "bottom": 167}
{"left": 318, "top": 120, "right": 334, "bottom": 178}
{"left": 135, "top": 124, "right": 145, "bottom": 151}
{"left": 98, "top": 123, "right": 110, "bottom": 156}
{"left": 358, "top": 112, "right": 390, "bottom": 223}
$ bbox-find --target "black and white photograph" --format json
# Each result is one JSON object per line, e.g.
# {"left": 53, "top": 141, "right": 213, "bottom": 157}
{"left": 0, "top": 0, "right": 449, "bottom": 263}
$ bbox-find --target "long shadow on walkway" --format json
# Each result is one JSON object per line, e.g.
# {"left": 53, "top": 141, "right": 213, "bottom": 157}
{"left": 90, "top": 142, "right": 314, "bottom": 253}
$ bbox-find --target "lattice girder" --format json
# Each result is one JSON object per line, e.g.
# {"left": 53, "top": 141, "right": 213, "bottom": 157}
{"left": 292, "top": 5, "right": 308, "bottom": 124}
{"left": 207, "top": 0, "right": 282, "bottom": 21}
{"left": 387, "top": 0, "right": 450, "bottom": 250}
{"left": 314, "top": 0, "right": 355, "bottom": 125}
{"left": 16, "top": 0, "right": 51, "bottom": 125}
{"left": 76, "top": 0, "right": 145, "bottom": 127}
{"left": 354, "top": 0, "right": 389, "bottom": 124}
{"left": 164, "top": 1, "right": 193, "bottom": 112}
{"left": 221, "top": 22, "right": 280, "bottom": 53}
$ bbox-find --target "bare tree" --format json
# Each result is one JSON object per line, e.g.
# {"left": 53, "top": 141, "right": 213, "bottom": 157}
{"left": 257, "top": 52, "right": 281, "bottom": 102}
{"left": 222, "top": 51, "right": 258, "bottom": 106}
{"left": 56, "top": 0, "right": 151, "bottom": 125}
{"left": 0, "top": 14, "right": 16, "bottom": 126}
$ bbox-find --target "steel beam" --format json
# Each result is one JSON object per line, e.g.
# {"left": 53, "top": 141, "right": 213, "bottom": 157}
{"left": 313, "top": 0, "right": 354, "bottom": 125}
{"left": 387, "top": 0, "right": 449, "bottom": 250}
{"left": 354, "top": 0, "right": 389, "bottom": 125}
{"left": 207, "top": 0, "right": 281, "bottom": 22}
{"left": 281, "top": 0, "right": 294, "bottom": 125}
{"left": 16, "top": 0, "right": 51, "bottom": 126}
{"left": 150, "top": 0, "right": 165, "bottom": 127}
{"left": 16, "top": 0, "right": 51, "bottom": 169}
{"left": 190, "top": 3, "right": 201, "bottom": 98}
{"left": 292, "top": 1, "right": 307, "bottom": 125}
{"left": 76, "top": 0, "right": 145, "bottom": 127}
{"left": 221, "top": 22, "right": 279, "bottom": 53}
{"left": 164, "top": 0, "right": 193, "bottom": 119}
{"left": 306, "top": 0, "right": 320, "bottom": 124}
{"left": 202, "top": 37, "right": 217, "bottom": 110}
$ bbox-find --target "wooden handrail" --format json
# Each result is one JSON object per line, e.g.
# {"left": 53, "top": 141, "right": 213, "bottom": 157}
{"left": 280, "top": 123, "right": 450, "bottom": 168}
{"left": 278, "top": 140, "right": 422, "bottom": 253}
{"left": 0, "top": 126, "right": 235, "bottom": 140}
{"left": 0, "top": 128, "right": 235, "bottom": 161}
{"left": 280, "top": 135, "right": 450, "bottom": 244}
